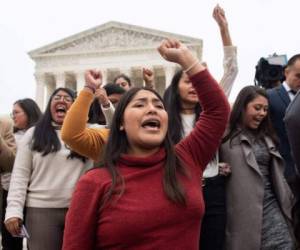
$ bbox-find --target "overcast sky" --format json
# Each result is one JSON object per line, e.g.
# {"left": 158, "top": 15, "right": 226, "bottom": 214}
{"left": 1, "top": 0, "right": 299, "bottom": 115}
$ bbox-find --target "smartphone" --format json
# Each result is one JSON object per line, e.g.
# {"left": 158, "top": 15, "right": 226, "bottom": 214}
{"left": 13, "top": 225, "right": 30, "bottom": 238}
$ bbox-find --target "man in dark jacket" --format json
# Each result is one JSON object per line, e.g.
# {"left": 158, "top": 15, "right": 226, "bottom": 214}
{"left": 267, "top": 54, "right": 300, "bottom": 183}
{"left": 285, "top": 91, "right": 300, "bottom": 174}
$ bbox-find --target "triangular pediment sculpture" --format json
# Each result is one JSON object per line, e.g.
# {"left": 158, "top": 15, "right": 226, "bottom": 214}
{"left": 29, "top": 21, "right": 202, "bottom": 58}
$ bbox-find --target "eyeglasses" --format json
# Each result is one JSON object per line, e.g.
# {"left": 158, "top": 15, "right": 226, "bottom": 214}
{"left": 10, "top": 111, "right": 24, "bottom": 118}
{"left": 52, "top": 95, "right": 73, "bottom": 103}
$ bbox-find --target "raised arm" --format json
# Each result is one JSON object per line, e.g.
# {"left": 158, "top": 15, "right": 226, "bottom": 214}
{"left": 284, "top": 91, "right": 300, "bottom": 172}
{"left": 213, "top": 4, "right": 238, "bottom": 97}
{"left": 61, "top": 70, "right": 109, "bottom": 162}
{"left": 157, "top": 38, "right": 230, "bottom": 170}
{"left": 101, "top": 101, "right": 115, "bottom": 128}
{"left": 213, "top": 4, "right": 232, "bottom": 46}
{"left": 0, "top": 118, "right": 16, "bottom": 172}
{"left": 180, "top": 70, "right": 230, "bottom": 169}
{"left": 95, "top": 87, "right": 115, "bottom": 128}
{"left": 142, "top": 67, "right": 155, "bottom": 89}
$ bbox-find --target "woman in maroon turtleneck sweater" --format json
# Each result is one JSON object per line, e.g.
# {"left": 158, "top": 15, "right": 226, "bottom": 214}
{"left": 62, "top": 38, "right": 230, "bottom": 250}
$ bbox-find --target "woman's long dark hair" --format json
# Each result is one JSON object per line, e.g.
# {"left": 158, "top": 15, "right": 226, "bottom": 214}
{"left": 88, "top": 98, "right": 106, "bottom": 125}
{"left": 88, "top": 83, "right": 125, "bottom": 125}
{"left": 223, "top": 85, "right": 278, "bottom": 144}
{"left": 163, "top": 69, "right": 201, "bottom": 144}
{"left": 31, "top": 88, "right": 85, "bottom": 161}
{"left": 13, "top": 98, "right": 42, "bottom": 132}
{"left": 101, "top": 87, "right": 186, "bottom": 206}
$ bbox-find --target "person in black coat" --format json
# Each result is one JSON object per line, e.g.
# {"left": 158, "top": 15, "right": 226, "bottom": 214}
{"left": 285, "top": 91, "right": 300, "bottom": 245}
{"left": 267, "top": 54, "right": 300, "bottom": 183}
{"left": 285, "top": 90, "right": 300, "bottom": 174}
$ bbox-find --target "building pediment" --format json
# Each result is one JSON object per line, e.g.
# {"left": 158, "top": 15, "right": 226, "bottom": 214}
{"left": 29, "top": 21, "right": 202, "bottom": 58}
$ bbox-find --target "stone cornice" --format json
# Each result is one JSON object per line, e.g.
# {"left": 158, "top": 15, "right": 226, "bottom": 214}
{"left": 28, "top": 21, "right": 202, "bottom": 58}
{"left": 31, "top": 43, "right": 201, "bottom": 59}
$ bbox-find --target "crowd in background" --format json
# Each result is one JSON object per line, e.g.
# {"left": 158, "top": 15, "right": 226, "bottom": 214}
{"left": 0, "top": 4, "right": 300, "bottom": 250}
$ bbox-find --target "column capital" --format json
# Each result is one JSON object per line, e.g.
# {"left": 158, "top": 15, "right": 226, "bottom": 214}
{"left": 34, "top": 72, "right": 45, "bottom": 83}
{"left": 54, "top": 71, "right": 66, "bottom": 77}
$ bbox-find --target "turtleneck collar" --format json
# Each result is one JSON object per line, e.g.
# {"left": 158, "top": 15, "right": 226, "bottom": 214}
{"left": 51, "top": 121, "right": 62, "bottom": 130}
{"left": 119, "top": 148, "right": 166, "bottom": 168}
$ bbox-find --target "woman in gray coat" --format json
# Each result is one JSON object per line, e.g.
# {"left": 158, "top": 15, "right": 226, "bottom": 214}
{"left": 220, "top": 86, "right": 295, "bottom": 250}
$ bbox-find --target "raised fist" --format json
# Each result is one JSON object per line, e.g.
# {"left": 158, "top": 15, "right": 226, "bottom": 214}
{"left": 213, "top": 4, "right": 228, "bottom": 29}
{"left": 157, "top": 38, "right": 200, "bottom": 72}
{"left": 85, "top": 70, "right": 102, "bottom": 89}
{"left": 142, "top": 68, "right": 154, "bottom": 88}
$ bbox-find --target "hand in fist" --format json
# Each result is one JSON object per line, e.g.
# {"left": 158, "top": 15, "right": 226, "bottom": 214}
{"left": 142, "top": 68, "right": 154, "bottom": 88}
{"left": 157, "top": 38, "right": 202, "bottom": 74}
{"left": 85, "top": 70, "right": 102, "bottom": 90}
{"left": 213, "top": 4, "right": 228, "bottom": 29}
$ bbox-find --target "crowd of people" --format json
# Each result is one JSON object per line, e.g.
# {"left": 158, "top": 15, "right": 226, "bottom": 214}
{"left": 0, "top": 4, "right": 300, "bottom": 250}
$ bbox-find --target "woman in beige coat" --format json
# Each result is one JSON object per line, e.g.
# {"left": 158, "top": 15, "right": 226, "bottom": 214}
{"left": 220, "top": 86, "right": 295, "bottom": 250}
{"left": 0, "top": 117, "right": 16, "bottom": 174}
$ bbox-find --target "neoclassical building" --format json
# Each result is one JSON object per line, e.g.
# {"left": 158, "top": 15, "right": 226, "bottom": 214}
{"left": 29, "top": 21, "right": 203, "bottom": 110}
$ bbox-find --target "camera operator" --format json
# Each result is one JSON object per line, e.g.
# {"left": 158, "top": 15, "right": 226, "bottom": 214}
{"left": 254, "top": 56, "right": 285, "bottom": 89}
{"left": 267, "top": 54, "right": 300, "bottom": 188}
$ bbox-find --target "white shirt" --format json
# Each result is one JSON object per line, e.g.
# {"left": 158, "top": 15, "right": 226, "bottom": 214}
{"left": 180, "top": 113, "right": 219, "bottom": 178}
{"left": 180, "top": 113, "right": 195, "bottom": 138}
{"left": 283, "top": 81, "right": 296, "bottom": 101}
{"left": 179, "top": 46, "right": 238, "bottom": 178}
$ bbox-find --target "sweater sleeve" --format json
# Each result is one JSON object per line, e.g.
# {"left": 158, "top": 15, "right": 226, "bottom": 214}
{"left": 5, "top": 129, "right": 33, "bottom": 221}
{"left": 101, "top": 101, "right": 115, "bottom": 128}
{"left": 61, "top": 90, "right": 109, "bottom": 162}
{"left": 176, "top": 69, "right": 230, "bottom": 172}
{"left": 0, "top": 119, "right": 16, "bottom": 173}
{"left": 62, "top": 171, "right": 103, "bottom": 250}
{"left": 219, "top": 46, "right": 238, "bottom": 98}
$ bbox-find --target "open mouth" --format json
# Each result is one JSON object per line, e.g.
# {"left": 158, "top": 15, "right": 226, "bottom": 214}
{"left": 188, "top": 90, "right": 197, "bottom": 95}
{"left": 55, "top": 105, "right": 67, "bottom": 116}
{"left": 141, "top": 118, "right": 161, "bottom": 130}
{"left": 253, "top": 118, "right": 263, "bottom": 125}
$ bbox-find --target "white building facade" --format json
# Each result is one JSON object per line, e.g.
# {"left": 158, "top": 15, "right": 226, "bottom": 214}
{"left": 29, "top": 21, "right": 203, "bottom": 110}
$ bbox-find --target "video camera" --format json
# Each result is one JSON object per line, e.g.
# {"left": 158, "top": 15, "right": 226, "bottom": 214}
{"left": 254, "top": 54, "right": 287, "bottom": 89}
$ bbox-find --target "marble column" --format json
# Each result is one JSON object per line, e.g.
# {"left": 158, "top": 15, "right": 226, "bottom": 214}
{"left": 164, "top": 66, "right": 176, "bottom": 88}
{"left": 101, "top": 69, "right": 107, "bottom": 86}
{"left": 75, "top": 71, "right": 85, "bottom": 92}
{"left": 131, "top": 67, "right": 143, "bottom": 87}
{"left": 34, "top": 73, "right": 45, "bottom": 110}
{"left": 121, "top": 67, "right": 132, "bottom": 79}
{"left": 55, "top": 72, "right": 66, "bottom": 89}
{"left": 46, "top": 77, "right": 55, "bottom": 105}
